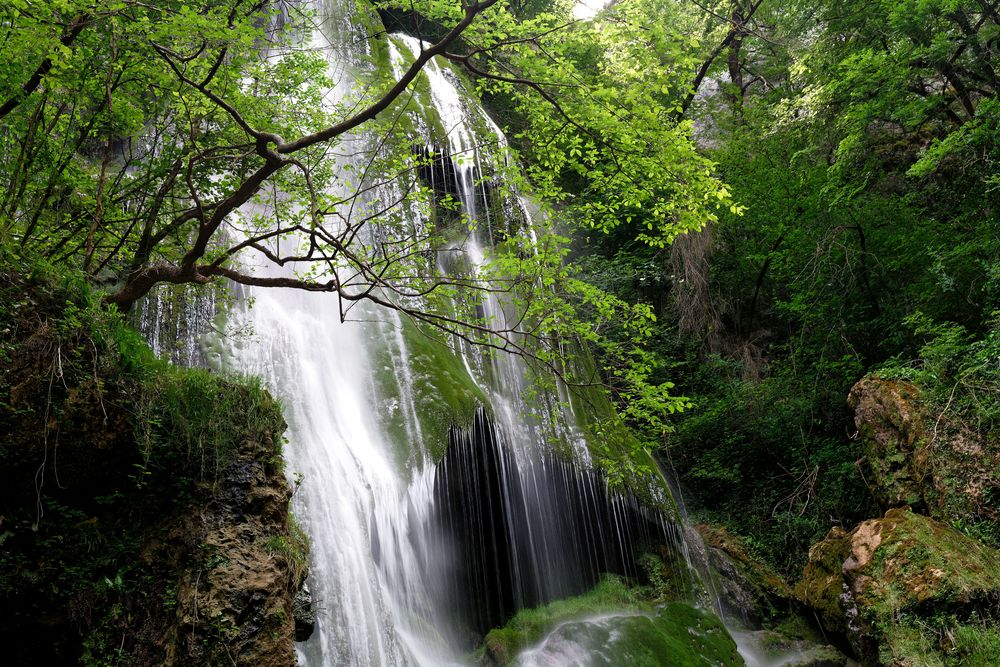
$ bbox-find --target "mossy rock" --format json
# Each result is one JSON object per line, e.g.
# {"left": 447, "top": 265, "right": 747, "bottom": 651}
{"left": 733, "top": 629, "right": 856, "bottom": 667}
{"left": 848, "top": 377, "right": 930, "bottom": 509}
{"left": 479, "top": 574, "right": 645, "bottom": 664}
{"left": 514, "top": 603, "right": 742, "bottom": 666}
{"left": 478, "top": 575, "right": 741, "bottom": 666}
{"left": 367, "top": 314, "right": 488, "bottom": 469}
{"left": 794, "top": 507, "right": 1000, "bottom": 664}
{"left": 850, "top": 376, "right": 1000, "bottom": 543}
{"left": 695, "top": 523, "right": 793, "bottom": 624}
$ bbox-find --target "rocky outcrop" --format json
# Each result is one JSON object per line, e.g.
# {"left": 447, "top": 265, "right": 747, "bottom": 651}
{"left": 0, "top": 262, "right": 309, "bottom": 665}
{"left": 689, "top": 524, "right": 854, "bottom": 666}
{"left": 848, "top": 378, "right": 929, "bottom": 509}
{"left": 848, "top": 376, "right": 999, "bottom": 526}
{"left": 794, "top": 507, "right": 1000, "bottom": 664}
{"left": 164, "top": 440, "right": 309, "bottom": 666}
{"left": 694, "top": 523, "right": 793, "bottom": 627}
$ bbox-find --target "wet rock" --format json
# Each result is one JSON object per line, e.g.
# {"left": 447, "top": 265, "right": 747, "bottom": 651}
{"left": 695, "top": 523, "right": 793, "bottom": 627}
{"left": 794, "top": 507, "right": 1000, "bottom": 664}
{"left": 514, "top": 603, "right": 742, "bottom": 667}
{"left": 293, "top": 581, "right": 315, "bottom": 641}
{"left": 735, "top": 629, "right": 856, "bottom": 667}
{"left": 167, "top": 451, "right": 302, "bottom": 667}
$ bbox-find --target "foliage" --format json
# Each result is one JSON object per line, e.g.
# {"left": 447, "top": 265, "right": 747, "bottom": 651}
{"left": 0, "top": 0, "right": 741, "bottom": 466}
{"left": 565, "top": 0, "right": 998, "bottom": 579}
{"left": 433, "top": 0, "right": 736, "bottom": 245}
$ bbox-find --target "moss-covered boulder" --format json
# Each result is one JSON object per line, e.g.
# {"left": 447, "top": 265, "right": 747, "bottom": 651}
{"left": 848, "top": 378, "right": 930, "bottom": 509}
{"left": 478, "top": 575, "right": 743, "bottom": 665}
{"left": 794, "top": 507, "right": 1000, "bottom": 665}
{"left": 516, "top": 603, "right": 743, "bottom": 666}
{"left": 690, "top": 525, "right": 852, "bottom": 666}
{"left": 849, "top": 377, "right": 1000, "bottom": 535}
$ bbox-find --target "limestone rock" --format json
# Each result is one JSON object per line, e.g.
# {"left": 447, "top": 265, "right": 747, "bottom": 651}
{"left": 794, "top": 507, "right": 1000, "bottom": 664}
{"left": 848, "top": 376, "right": 999, "bottom": 526}
{"left": 166, "top": 448, "right": 304, "bottom": 667}
{"left": 695, "top": 523, "right": 793, "bottom": 626}
{"left": 848, "top": 378, "right": 928, "bottom": 509}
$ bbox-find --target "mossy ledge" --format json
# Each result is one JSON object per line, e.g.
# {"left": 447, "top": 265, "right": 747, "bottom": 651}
{"left": 0, "top": 250, "right": 307, "bottom": 666}
{"left": 474, "top": 573, "right": 741, "bottom": 666}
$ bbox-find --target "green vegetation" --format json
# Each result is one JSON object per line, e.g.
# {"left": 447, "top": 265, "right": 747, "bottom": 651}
{"left": 551, "top": 0, "right": 1000, "bottom": 581}
{"left": 592, "top": 604, "right": 741, "bottom": 667}
{"left": 0, "top": 0, "right": 721, "bottom": 458}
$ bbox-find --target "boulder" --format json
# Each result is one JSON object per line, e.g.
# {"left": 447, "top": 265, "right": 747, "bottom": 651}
{"left": 848, "top": 378, "right": 928, "bottom": 509}
{"left": 848, "top": 376, "right": 999, "bottom": 527}
{"left": 794, "top": 507, "right": 1000, "bottom": 664}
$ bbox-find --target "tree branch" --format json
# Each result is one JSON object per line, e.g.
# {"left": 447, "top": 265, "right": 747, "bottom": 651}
{"left": 0, "top": 14, "right": 90, "bottom": 121}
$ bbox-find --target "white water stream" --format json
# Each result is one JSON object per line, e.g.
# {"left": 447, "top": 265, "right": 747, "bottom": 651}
{"left": 217, "top": 5, "right": 612, "bottom": 665}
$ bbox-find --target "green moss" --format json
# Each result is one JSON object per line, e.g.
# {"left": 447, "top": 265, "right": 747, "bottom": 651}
{"left": 796, "top": 508, "right": 1000, "bottom": 665}
{"left": 369, "top": 315, "right": 488, "bottom": 468}
{"left": 597, "top": 604, "right": 742, "bottom": 666}
{"left": 477, "top": 575, "right": 740, "bottom": 665}
{"left": 481, "top": 589, "right": 741, "bottom": 666}
{"left": 864, "top": 510, "right": 1000, "bottom": 616}
{"left": 768, "top": 613, "right": 824, "bottom": 644}
{"left": 480, "top": 574, "right": 645, "bottom": 663}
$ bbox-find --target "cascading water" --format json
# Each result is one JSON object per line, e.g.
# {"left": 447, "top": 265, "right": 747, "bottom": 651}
{"left": 430, "top": 410, "right": 685, "bottom": 647}
{"left": 144, "top": 2, "right": 698, "bottom": 665}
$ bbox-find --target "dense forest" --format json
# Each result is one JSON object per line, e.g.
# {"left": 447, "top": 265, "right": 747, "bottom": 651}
{"left": 1, "top": 0, "right": 998, "bottom": 665}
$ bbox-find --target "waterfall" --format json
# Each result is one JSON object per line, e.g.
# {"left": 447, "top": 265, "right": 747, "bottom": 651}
{"left": 430, "top": 410, "right": 684, "bottom": 646}
{"left": 141, "top": 2, "right": 691, "bottom": 664}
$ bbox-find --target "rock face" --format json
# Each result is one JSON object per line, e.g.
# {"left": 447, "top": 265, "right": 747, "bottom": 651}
{"left": 848, "top": 378, "right": 929, "bottom": 509}
{"left": 794, "top": 507, "right": 1000, "bottom": 664}
{"left": 164, "top": 447, "right": 308, "bottom": 666}
{"left": 848, "top": 376, "right": 999, "bottom": 526}
{"left": 0, "top": 264, "right": 309, "bottom": 665}
{"left": 694, "top": 523, "right": 793, "bottom": 627}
